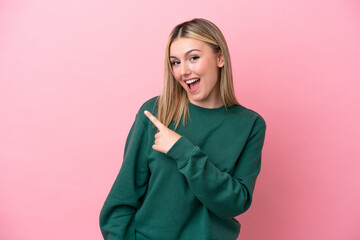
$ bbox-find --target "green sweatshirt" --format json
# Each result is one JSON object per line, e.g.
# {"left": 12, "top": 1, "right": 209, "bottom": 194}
{"left": 100, "top": 96, "right": 266, "bottom": 240}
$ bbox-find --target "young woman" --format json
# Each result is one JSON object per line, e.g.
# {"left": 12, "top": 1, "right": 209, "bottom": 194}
{"left": 100, "top": 18, "right": 266, "bottom": 240}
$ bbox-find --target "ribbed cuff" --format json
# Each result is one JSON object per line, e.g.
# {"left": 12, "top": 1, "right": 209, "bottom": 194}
{"left": 166, "top": 136, "right": 197, "bottom": 168}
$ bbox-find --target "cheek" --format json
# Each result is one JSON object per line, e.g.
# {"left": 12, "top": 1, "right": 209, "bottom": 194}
{"left": 201, "top": 62, "right": 218, "bottom": 78}
{"left": 172, "top": 68, "right": 182, "bottom": 81}
{"left": 193, "top": 61, "right": 209, "bottom": 75}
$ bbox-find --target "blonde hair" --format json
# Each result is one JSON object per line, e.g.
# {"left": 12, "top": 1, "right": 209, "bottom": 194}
{"left": 156, "top": 18, "right": 239, "bottom": 129}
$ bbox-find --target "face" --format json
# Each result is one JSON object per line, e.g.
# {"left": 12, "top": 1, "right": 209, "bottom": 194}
{"left": 169, "top": 37, "right": 224, "bottom": 108}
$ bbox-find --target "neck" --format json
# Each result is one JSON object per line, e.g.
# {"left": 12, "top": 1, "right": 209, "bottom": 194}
{"left": 188, "top": 88, "right": 223, "bottom": 109}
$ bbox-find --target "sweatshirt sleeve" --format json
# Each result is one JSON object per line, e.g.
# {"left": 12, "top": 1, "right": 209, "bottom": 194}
{"left": 99, "top": 113, "right": 150, "bottom": 240}
{"left": 166, "top": 116, "right": 266, "bottom": 219}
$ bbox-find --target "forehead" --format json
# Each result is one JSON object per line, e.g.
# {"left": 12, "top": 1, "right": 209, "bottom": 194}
{"left": 169, "top": 37, "right": 211, "bottom": 56}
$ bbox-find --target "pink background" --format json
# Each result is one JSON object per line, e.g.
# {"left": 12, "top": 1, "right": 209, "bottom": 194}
{"left": 1, "top": 0, "right": 359, "bottom": 239}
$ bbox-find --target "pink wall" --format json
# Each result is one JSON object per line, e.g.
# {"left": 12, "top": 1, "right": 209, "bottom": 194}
{"left": 1, "top": 0, "right": 359, "bottom": 239}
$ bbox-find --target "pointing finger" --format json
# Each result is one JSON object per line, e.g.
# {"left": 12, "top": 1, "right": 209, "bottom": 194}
{"left": 144, "top": 110, "right": 164, "bottom": 130}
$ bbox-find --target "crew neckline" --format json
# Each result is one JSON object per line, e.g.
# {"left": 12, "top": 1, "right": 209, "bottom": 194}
{"left": 188, "top": 101, "right": 226, "bottom": 112}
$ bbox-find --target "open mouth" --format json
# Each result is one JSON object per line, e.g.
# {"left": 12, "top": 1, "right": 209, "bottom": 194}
{"left": 185, "top": 78, "right": 200, "bottom": 91}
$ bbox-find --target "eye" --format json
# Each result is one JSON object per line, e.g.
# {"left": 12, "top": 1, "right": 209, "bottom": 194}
{"left": 189, "top": 56, "right": 199, "bottom": 61}
{"left": 171, "top": 60, "right": 180, "bottom": 66}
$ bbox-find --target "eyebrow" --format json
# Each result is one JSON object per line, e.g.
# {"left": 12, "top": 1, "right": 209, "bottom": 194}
{"left": 169, "top": 49, "right": 201, "bottom": 59}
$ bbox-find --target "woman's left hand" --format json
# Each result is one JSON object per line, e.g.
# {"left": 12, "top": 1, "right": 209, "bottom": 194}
{"left": 144, "top": 110, "right": 181, "bottom": 154}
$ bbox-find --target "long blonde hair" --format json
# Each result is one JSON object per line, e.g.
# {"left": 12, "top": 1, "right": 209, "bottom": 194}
{"left": 156, "top": 18, "right": 239, "bottom": 129}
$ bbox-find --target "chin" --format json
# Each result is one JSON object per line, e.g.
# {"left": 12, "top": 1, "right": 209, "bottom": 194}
{"left": 188, "top": 95, "right": 206, "bottom": 103}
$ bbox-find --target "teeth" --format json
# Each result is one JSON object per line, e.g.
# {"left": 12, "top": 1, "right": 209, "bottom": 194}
{"left": 185, "top": 79, "right": 199, "bottom": 84}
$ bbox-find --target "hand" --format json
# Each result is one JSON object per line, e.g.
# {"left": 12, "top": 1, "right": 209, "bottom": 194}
{"left": 144, "top": 110, "right": 181, "bottom": 154}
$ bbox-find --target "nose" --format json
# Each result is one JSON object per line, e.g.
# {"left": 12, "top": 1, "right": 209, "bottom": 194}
{"left": 180, "top": 62, "right": 191, "bottom": 77}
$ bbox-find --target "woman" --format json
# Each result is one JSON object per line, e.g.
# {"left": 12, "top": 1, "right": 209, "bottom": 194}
{"left": 100, "top": 18, "right": 266, "bottom": 240}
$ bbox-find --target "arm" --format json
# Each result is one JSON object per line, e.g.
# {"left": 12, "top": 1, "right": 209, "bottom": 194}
{"left": 99, "top": 113, "right": 150, "bottom": 240}
{"left": 143, "top": 110, "right": 266, "bottom": 219}
{"left": 167, "top": 116, "right": 266, "bottom": 219}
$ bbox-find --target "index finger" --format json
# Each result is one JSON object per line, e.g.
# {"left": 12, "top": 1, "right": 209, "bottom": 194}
{"left": 144, "top": 110, "right": 164, "bottom": 130}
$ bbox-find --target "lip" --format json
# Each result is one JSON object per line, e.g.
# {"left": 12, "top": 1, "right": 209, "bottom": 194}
{"left": 183, "top": 77, "right": 201, "bottom": 93}
{"left": 183, "top": 77, "right": 200, "bottom": 83}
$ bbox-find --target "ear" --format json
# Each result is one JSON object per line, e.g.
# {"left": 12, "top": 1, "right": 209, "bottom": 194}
{"left": 217, "top": 51, "right": 225, "bottom": 68}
